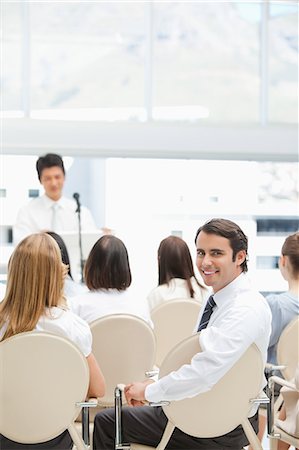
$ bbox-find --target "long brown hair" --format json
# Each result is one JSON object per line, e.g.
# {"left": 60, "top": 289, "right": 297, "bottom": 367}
{"left": 158, "top": 236, "right": 206, "bottom": 298}
{"left": 0, "top": 233, "right": 67, "bottom": 341}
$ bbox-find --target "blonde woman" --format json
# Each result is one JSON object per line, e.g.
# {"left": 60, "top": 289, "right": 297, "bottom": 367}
{"left": 0, "top": 233, "right": 105, "bottom": 450}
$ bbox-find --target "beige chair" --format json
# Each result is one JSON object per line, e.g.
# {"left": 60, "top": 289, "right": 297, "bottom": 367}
{"left": 150, "top": 298, "right": 201, "bottom": 367}
{"left": 115, "top": 334, "right": 266, "bottom": 450}
{"left": 90, "top": 314, "right": 156, "bottom": 407}
{"left": 276, "top": 315, "right": 299, "bottom": 382}
{"left": 266, "top": 315, "right": 299, "bottom": 419}
{"left": 0, "top": 331, "right": 96, "bottom": 450}
{"left": 268, "top": 371, "right": 299, "bottom": 450}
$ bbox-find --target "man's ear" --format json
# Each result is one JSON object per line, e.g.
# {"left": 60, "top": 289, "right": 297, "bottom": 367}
{"left": 236, "top": 250, "right": 246, "bottom": 267}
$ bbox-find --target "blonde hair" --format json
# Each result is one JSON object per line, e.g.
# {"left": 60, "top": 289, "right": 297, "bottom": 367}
{"left": 0, "top": 233, "right": 67, "bottom": 341}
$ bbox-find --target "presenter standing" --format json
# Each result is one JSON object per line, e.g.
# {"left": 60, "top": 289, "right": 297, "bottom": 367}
{"left": 13, "top": 153, "right": 97, "bottom": 244}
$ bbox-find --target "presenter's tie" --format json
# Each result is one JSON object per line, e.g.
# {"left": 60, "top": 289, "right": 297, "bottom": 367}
{"left": 197, "top": 296, "right": 216, "bottom": 332}
{"left": 51, "top": 203, "right": 59, "bottom": 232}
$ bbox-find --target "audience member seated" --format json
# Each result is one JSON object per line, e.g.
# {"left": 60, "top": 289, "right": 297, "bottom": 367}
{"left": 267, "top": 232, "right": 299, "bottom": 366}
{"left": 147, "top": 235, "right": 209, "bottom": 312}
{"left": 0, "top": 232, "right": 105, "bottom": 450}
{"left": 46, "top": 231, "right": 88, "bottom": 298}
{"left": 69, "top": 235, "right": 152, "bottom": 326}
{"left": 252, "top": 232, "right": 299, "bottom": 449}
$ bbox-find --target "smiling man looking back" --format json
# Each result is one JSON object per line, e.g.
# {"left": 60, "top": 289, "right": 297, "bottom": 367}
{"left": 93, "top": 218, "right": 272, "bottom": 450}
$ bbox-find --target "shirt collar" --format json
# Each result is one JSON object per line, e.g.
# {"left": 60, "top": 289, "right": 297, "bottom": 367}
{"left": 213, "top": 273, "right": 249, "bottom": 307}
{"left": 42, "top": 194, "right": 66, "bottom": 209}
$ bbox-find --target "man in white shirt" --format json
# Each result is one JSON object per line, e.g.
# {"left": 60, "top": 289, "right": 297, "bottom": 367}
{"left": 13, "top": 153, "right": 97, "bottom": 244}
{"left": 93, "top": 218, "right": 272, "bottom": 450}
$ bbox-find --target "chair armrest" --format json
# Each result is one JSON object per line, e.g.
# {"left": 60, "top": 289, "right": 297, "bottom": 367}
{"left": 265, "top": 363, "right": 286, "bottom": 378}
{"left": 76, "top": 397, "right": 98, "bottom": 408}
{"left": 77, "top": 398, "right": 98, "bottom": 446}
{"left": 145, "top": 369, "right": 159, "bottom": 378}
{"left": 250, "top": 390, "right": 269, "bottom": 405}
{"left": 148, "top": 401, "right": 170, "bottom": 407}
{"left": 269, "top": 376, "right": 297, "bottom": 391}
{"left": 267, "top": 375, "right": 297, "bottom": 439}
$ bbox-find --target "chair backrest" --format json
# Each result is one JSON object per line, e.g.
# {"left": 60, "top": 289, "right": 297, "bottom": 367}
{"left": 150, "top": 298, "right": 201, "bottom": 367}
{"left": 159, "top": 334, "right": 263, "bottom": 438}
{"left": 277, "top": 316, "right": 299, "bottom": 381}
{"left": 90, "top": 314, "right": 156, "bottom": 406}
{"left": 0, "top": 331, "right": 89, "bottom": 444}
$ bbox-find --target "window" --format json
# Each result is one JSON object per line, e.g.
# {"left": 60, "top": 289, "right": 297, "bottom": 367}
{"left": 1, "top": 1, "right": 298, "bottom": 124}
{"left": 268, "top": 3, "right": 298, "bottom": 123}
{"left": 29, "top": 2, "right": 146, "bottom": 119}
{"left": 256, "top": 255, "right": 280, "bottom": 269}
{"left": 1, "top": 2, "right": 23, "bottom": 113}
{"left": 153, "top": 2, "right": 260, "bottom": 122}
{"left": 256, "top": 218, "right": 299, "bottom": 235}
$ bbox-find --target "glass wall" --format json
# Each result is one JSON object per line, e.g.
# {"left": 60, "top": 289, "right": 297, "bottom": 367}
{"left": 1, "top": 1, "right": 298, "bottom": 123}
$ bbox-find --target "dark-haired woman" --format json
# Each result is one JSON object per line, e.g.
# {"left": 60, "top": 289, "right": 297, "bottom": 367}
{"left": 147, "top": 236, "right": 210, "bottom": 312}
{"left": 69, "top": 235, "right": 152, "bottom": 326}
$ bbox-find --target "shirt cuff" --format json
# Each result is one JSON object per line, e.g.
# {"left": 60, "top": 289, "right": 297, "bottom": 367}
{"left": 145, "top": 380, "right": 166, "bottom": 403}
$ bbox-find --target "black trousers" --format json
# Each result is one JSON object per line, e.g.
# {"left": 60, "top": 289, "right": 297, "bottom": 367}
{"left": 0, "top": 430, "right": 73, "bottom": 450}
{"left": 93, "top": 405, "right": 259, "bottom": 450}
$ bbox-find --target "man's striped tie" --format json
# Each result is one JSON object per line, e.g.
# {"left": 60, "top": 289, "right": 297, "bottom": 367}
{"left": 197, "top": 295, "right": 216, "bottom": 332}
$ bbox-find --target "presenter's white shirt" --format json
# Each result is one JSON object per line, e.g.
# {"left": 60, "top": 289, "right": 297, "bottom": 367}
{"left": 13, "top": 194, "right": 96, "bottom": 243}
{"left": 0, "top": 306, "right": 92, "bottom": 357}
{"left": 147, "top": 277, "right": 210, "bottom": 312}
{"left": 69, "top": 288, "right": 153, "bottom": 327}
{"left": 145, "top": 273, "right": 272, "bottom": 416}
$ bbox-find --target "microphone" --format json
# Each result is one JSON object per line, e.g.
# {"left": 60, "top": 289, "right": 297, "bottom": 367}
{"left": 73, "top": 192, "right": 81, "bottom": 212}
{"left": 73, "top": 192, "right": 84, "bottom": 282}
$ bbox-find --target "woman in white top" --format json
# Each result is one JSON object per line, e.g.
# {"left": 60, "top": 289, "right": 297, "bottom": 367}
{"left": 70, "top": 235, "right": 151, "bottom": 325}
{"left": 147, "top": 235, "right": 209, "bottom": 312}
{"left": 0, "top": 233, "right": 105, "bottom": 450}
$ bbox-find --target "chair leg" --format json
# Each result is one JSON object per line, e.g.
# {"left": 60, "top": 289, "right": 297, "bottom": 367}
{"left": 269, "top": 435, "right": 278, "bottom": 450}
{"left": 68, "top": 422, "right": 87, "bottom": 450}
{"left": 82, "top": 406, "right": 90, "bottom": 446}
{"left": 241, "top": 419, "right": 263, "bottom": 450}
{"left": 156, "top": 420, "right": 175, "bottom": 450}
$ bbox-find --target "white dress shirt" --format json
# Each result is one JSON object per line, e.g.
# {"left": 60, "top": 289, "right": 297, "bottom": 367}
{"left": 145, "top": 273, "right": 272, "bottom": 414}
{"left": 147, "top": 277, "right": 210, "bottom": 312}
{"left": 13, "top": 194, "right": 96, "bottom": 244}
{"left": 0, "top": 306, "right": 92, "bottom": 357}
{"left": 69, "top": 287, "right": 153, "bottom": 327}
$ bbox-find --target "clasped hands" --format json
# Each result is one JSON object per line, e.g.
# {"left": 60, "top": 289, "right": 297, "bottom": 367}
{"left": 124, "top": 379, "right": 155, "bottom": 407}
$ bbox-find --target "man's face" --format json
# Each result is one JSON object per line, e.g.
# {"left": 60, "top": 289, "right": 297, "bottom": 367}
{"left": 196, "top": 231, "right": 246, "bottom": 293}
{"left": 40, "top": 166, "right": 65, "bottom": 201}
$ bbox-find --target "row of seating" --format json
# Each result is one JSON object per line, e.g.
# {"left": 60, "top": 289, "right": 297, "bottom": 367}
{"left": 0, "top": 311, "right": 298, "bottom": 449}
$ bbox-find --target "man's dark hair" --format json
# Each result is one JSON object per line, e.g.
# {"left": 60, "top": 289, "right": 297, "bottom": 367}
{"left": 36, "top": 154, "right": 65, "bottom": 181}
{"left": 195, "top": 218, "right": 248, "bottom": 272}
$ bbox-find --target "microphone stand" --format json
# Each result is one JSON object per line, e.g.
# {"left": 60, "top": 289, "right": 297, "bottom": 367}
{"left": 73, "top": 193, "right": 84, "bottom": 283}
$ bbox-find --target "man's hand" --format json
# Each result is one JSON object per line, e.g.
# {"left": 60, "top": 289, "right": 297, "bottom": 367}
{"left": 124, "top": 379, "right": 155, "bottom": 407}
